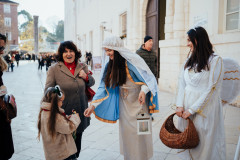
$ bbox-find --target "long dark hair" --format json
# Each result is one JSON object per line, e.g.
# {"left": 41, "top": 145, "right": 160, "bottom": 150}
{"left": 104, "top": 50, "right": 127, "bottom": 88}
{"left": 37, "top": 87, "right": 67, "bottom": 140}
{"left": 184, "top": 27, "right": 214, "bottom": 72}
{"left": 57, "top": 41, "right": 81, "bottom": 63}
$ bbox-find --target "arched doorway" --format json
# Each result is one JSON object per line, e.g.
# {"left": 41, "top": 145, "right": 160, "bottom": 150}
{"left": 146, "top": 0, "right": 166, "bottom": 79}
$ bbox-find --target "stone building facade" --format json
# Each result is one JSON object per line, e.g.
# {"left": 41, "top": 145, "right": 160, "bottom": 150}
{"left": 0, "top": 0, "right": 19, "bottom": 50}
{"left": 64, "top": 0, "right": 240, "bottom": 93}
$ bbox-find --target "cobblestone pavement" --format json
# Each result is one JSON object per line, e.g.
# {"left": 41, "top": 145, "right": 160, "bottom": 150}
{"left": 2, "top": 61, "right": 239, "bottom": 160}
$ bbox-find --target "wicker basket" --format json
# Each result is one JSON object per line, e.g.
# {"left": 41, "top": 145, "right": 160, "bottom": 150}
{"left": 159, "top": 113, "right": 199, "bottom": 149}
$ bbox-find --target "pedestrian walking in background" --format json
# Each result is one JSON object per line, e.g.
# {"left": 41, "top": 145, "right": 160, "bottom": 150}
{"left": 15, "top": 53, "right": 20, "bottom": 67}
{"left": 87, "top": 51, "right": 92, "bottom": 65}
{"left": 37, "top": 54, "right": 41, "bottom": 70}
{"left": 4, "top": 54, "right": 14, "bottom": 72}
{"left": 84, "top": 35, "right": 159, "bottom": 160}
{"left": 0, "top": 33, "right": 14, "bottom": 160}
{"left": 136, "top": 36, "right": 157, "bottom": 78}
{"left": 27, "top": 53, "right": 31, "bottom": 61}
{"left": 45, "top": 53, "right": 52, "bottom": 71}
{"left": 37, "top": 85, "right": 80, "bottom": 160}
{"left": 32, "top": 53, "right": 36, "bottom": 62}
{"left": 44, "top": 41, "right": 95, "bottom": 159}
{"left": 84, "top": 51, "right": 88, "bottom": 64}
{"left": 88, "top": 51, "right": 93, "bottom": 69}
{"left": 38, "top": 54, "right": 44, "bottom": 70}
{"left": 175, "top": 26, "right": 226, "bottom": 160}
{"left": 40, "top": 55, "right": 45, "bottom": 70}
{"left": 9, "top": 59, "right": 14, "bottom": 72}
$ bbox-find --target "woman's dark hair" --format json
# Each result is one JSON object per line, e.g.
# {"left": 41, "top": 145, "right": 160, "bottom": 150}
{"left": 37, "top": 87, "right": 67, "bottom": 140}
{"left": 184, "top": 26, "right": 214, "bottom": 72}
{"left": 57, "top": 41, "right": 81, "bottom": 63}
{"left": 104, "top": 50, "right": 127, "bottom": 88}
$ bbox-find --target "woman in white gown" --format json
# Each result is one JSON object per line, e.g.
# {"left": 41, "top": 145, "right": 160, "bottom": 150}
{"left": 84, "top": 35, "right": 159, "bottom": 160}
{"left": 175, "top": 26, "right": 226, "bottom": 160}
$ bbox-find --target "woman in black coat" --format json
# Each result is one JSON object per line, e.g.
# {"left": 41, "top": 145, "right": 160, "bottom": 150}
{"left": 0, "top": 33, "right": 14, "bottom": 160}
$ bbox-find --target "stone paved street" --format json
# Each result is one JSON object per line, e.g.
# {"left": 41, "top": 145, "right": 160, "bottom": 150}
{"left": 2, "top": 61, "right": 240, "bottom": 160}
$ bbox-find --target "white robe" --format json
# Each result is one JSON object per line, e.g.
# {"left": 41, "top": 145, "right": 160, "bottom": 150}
{"left": 175, "top": 55, "right": 226, "bottom": 160}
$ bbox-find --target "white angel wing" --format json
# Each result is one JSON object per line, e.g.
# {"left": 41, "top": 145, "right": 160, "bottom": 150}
{"left": 221, "top": 58, "right": 240, "bottom": 103}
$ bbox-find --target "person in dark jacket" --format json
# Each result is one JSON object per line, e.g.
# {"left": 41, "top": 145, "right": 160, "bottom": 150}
{"left": 32, "top": 53, "right": 36, "bottom": 62}
{"left": 15, "top": 53, "right": 20, "bottom": 67}
{"left": 136, "top": 36, "right": 157, "bottom": 78}
{"left": 136, "top": 36, "right": 157, "bottom": 121}
{"left": 45, "top": 54, "right": 52, "bottom": 71}
{"left": 0, "top": 33, "right": 14, "bottom": 160}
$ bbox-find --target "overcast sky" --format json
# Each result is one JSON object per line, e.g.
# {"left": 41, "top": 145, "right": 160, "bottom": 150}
{"left": 16, "top": 0, "right": 64, "bottom": 32}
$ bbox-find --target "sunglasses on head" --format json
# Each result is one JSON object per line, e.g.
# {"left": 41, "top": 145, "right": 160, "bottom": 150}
{"left": 0, "top": 46, "right": 5, "bottom": 52}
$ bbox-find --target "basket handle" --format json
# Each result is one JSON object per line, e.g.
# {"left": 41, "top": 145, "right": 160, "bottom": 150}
{"left": 171, "top": 113, "right": 196, "bottom": 132}
{"left": 170, "top": 113, "right": 191, "bottom": 120}
{"left": 167, "top": 113, "right": 192, "bottom": 129}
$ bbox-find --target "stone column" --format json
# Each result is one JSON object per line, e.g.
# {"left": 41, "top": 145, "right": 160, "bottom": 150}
{"left": 165, "top": 0, "right": 174, "bottom": 39}
{"left": 127, "top": 0, "right": 134, "bottom": 50}
{"left": 133, "top": 0, "right": 140, "bottom": 50}
{"left": 173, "top": 0, "right": 185, "bottom": 38}
{"left": 184, "top": 0, "right": 189, "bottom": 32}
{"left": 33, "top": 15, "right": 39, "bottom": 54}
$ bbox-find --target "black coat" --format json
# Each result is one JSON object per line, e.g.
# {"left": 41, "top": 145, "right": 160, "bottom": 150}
{"left": 0, "top": 71, "right": 14, "bottom": 160}
{"left": 15, "top": 54, "right": 20, "bottom": 61}
{"left": 136, "top": 45, "right": 157, "bottom": 77}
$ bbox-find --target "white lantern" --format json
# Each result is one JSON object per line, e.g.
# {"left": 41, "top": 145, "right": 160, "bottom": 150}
{"left": 137, "top": 109, "right": 151, "bottom": 135}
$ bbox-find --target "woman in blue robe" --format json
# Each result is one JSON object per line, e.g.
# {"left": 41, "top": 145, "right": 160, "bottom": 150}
{"left": 84, "top": 35, "right": 159, "bottom": 160}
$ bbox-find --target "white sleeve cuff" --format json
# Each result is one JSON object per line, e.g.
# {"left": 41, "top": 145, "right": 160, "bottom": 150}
{"left": 91, "top": 101, "right": 101, "bottom": 109}
{"left": 188, "top": 108, "right": 195, "bottom": 115}
{"left": 141, "top": 85, "right": 150, "bottom": 94}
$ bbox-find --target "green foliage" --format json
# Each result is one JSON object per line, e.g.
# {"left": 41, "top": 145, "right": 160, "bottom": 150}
{"left": 18, "top": 9, "right": 64, "bottom": 48}
{"left": 19, "top": 21, "right": 34, "bottom": 51}
{"left": 46, "top": 32, "right": 57, "bottom": 42}
{"left": 18, "top": 10, "right": 33, "bottom": 31}
{"left": 18, "top": 10, "right": 33, "bottom": 21}
{"left": 55, "top": 20, "right": 64, "bottom": 42}
{"left": 46, "top": 20, "right": 64, "bottom": 42}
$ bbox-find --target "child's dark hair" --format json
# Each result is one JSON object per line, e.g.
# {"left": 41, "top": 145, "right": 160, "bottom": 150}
{"left": 37, "top": 86, "right": 66, "bottom": 140}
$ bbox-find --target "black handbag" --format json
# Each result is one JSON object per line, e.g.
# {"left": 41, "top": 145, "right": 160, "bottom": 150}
{"left": 3, "top": 94, "right": 17, "bottom": 119}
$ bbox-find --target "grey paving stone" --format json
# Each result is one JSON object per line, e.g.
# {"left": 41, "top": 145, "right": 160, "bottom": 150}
{"left": 150, "top": 151, "right": 168, "bottom": 160}
{"left": 91, "top": 150, "right": 120, "bottom": 160}
{"left": 164, "top": 153, "right": 179, "bottom": 160}
{"left": 78, "top": 148, "right": 102, "bottom": 160}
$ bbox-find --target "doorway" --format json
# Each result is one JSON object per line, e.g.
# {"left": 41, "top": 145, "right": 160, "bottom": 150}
{"left": 146, "top": 0, "right": 166, "bottom": 79}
